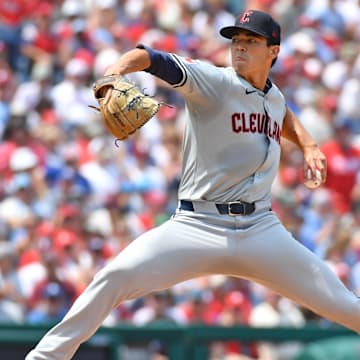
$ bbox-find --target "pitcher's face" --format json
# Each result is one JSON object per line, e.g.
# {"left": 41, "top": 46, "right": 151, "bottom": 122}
{"left": 231, "top": 31, "right": 279, "bottom": 78}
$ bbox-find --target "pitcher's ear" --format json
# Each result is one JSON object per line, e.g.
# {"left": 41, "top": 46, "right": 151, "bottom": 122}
{"left": 270, "top": 46, "right": 280, "bottom": 58}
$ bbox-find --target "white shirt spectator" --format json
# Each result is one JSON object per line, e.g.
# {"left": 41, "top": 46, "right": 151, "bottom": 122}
{"left": 50, "top": 58, "right": 96, "bottom": 127}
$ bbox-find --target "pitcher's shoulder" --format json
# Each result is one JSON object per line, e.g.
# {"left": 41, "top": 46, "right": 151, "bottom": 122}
{"left": 268, "top": 81, "right": 286, "bottom": 101}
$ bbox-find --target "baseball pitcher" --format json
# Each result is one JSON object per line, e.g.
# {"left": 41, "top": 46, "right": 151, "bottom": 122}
{"left": 26, "top": 10, "right": 360, "bottom": 360}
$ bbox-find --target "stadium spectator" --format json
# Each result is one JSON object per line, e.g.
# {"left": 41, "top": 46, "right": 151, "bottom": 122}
{"left": 0, "top": 242, "right": 25, "bottom": 323}
{"left": 321, "top": 118, "right": 360, "bottom": 213}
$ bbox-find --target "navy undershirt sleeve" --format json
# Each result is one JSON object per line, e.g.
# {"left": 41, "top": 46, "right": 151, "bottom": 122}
{"left": 136, "top": 44, "right": 184, "bottom": 85}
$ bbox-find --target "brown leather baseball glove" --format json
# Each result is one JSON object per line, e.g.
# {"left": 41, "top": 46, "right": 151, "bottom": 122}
{"left": 91, "top": 75, "right": 161, "bottom": 141}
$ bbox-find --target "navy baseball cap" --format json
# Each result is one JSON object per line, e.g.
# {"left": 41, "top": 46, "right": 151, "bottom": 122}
{"left": 220, "top": 10, "right": 281, "bottom": 45}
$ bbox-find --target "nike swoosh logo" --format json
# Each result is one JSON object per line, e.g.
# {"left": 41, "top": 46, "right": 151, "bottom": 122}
{"left": 245, "top": 89, "right": 256, "bottom": 95}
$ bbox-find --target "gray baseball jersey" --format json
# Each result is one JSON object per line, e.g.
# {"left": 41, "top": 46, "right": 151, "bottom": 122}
{"left": 26, "top": 52, "right": 360, "bottom": 360}
{"left": 170, "top": 55, "right": 285, "bottom": 204}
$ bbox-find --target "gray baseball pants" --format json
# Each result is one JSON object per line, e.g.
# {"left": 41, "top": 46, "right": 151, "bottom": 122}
{"left": 26, "top": 203, "right": 360, "bottom": 360}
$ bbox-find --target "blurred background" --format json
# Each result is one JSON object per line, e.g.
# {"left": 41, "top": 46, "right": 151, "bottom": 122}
{"left": 0, "top": 0, "right": 360, "bottom": 359}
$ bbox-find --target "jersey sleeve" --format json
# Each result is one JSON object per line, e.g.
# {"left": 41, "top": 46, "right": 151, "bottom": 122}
{"left": 136, "top": 44, "right": 184, "bottom": 85}
{"left": 169, "top": 54, "right": 228, "bottom": 104}
{"left": 137, "top": 45, "right": 229, "bottom": 105}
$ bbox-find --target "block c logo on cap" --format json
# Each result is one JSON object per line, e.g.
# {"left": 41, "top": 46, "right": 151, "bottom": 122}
{"left": 239, "top": 10, "right": 253, "bottom": 24}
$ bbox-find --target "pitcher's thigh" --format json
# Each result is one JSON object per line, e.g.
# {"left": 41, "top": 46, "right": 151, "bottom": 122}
{"left": 102, "top": 217, "right": 230, "bottom": 299}
{"left": 230, "top": 223, "right": 360, "bottom": 331}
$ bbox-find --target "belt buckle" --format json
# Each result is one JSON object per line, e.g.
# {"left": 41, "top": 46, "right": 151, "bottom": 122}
{"left": 228, "top": 202, "right": 245, "bottom": 216}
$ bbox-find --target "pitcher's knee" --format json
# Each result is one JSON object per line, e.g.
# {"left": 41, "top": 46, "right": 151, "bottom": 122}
{"left": 93, "top": 265, "right": 149, "bottom": 303}
{"left": 318, "top": 296, "right": 360, "bottom": 332}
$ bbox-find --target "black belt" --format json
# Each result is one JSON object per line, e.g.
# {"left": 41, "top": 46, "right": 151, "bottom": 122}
{"left": 180, "top": 200, "right": 256, "bottom": 216}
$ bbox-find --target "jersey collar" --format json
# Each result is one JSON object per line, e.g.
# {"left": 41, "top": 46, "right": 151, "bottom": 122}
{"left": 263, "top": 78, "right": 273, "bottom": 94}
{"left": 235, "top": 71, "right": 273, "bottom": 95}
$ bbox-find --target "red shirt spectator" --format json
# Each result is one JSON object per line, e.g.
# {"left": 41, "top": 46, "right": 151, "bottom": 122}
{"left": 321, "top": 120, "right": 360, "bottom": 213}
{"left": 0, "top": 0, "right": 38, "bottom": 26}
{"left": 27, "top": 253, "right": 77, "bottom": 311}
{"left": 21, "top": 2, "right": 59, "bottom": 64}
{"left": 218, "top": 290, "right": 258, "bottom": 358}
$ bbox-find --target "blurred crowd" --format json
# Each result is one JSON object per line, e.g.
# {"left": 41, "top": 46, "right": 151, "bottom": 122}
{"left": 0, "top": 0, "right": 360, "bottom": 359}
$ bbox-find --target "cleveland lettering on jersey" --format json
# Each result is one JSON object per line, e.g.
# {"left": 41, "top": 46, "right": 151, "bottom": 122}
{"left": 231, "top": 112, "right": 281, "bottom": 144}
